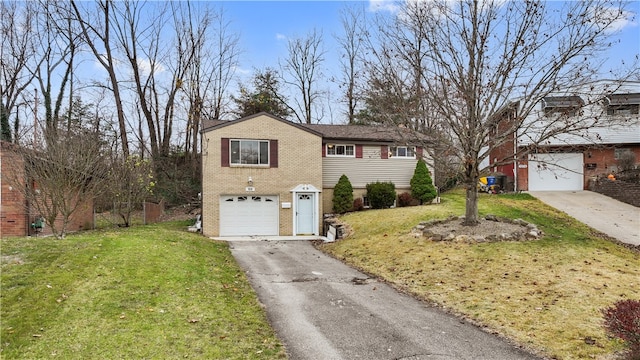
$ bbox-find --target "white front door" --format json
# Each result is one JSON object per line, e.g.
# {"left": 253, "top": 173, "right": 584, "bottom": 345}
{"left": 296, "top": 193, "right": 314, "bottom": 235}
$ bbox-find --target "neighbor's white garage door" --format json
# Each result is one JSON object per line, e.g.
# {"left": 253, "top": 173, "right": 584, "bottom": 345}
{"left": 528, "top": 153, "right": 584, "bottom": 191}
{"left": 219, "top": 195, "right": 279, "bottom": 236}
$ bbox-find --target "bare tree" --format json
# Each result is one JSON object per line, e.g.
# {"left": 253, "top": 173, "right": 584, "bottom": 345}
{"left": 282, "top": 29, "right": 326, "bottom": 124}
{"left": 104, "top": 155, "right": 155, "bottom": 227}
{"left": 0, "top": 1, "right": 40, "bottom": 142}
{"left": 357, "top": 3, "right": 459, "bottom": 187}
{"left": 335, "top": 5, "right": 367, "bottom": 124}
{"left": 399, "top": 0, "right": 637, "bottom": 225}
{"left": 4, "top": 128, "right": 109, "bottom": 238}
{"left": 32, "top": 1, "right": 84, "bottom": 143}
{"left": 182, "top": 4, "right": 240, "bottom": 169}
{"left": 71, "top": 0, "right": 130, "bottom": 157}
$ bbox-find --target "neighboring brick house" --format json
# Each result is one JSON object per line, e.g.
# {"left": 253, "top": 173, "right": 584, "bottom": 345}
{"left": 1, "top": 141, "right": 28, "bottom": 237}
{"left": 201, "top": 112, "right": 433, "bottom": 237}
{"left": 0, "top": 141, "right": 94, "bottom": 237}
{"left": 489, "top": 81, "right": 640, "bottom": 191}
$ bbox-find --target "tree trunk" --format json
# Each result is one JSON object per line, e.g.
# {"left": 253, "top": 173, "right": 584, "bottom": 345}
{"left": 464, "top": 181, "right": 479, "bottom": 226}
{"left": 463, "top": 156, "right": 480, "bottom": 226}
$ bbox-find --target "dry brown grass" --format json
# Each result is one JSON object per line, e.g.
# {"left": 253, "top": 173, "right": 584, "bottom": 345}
{"left": 319, "top": 191, "right": 640, "bottom": 360}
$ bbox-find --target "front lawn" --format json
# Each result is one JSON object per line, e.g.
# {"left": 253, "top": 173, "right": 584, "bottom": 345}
{"left": 319, "top": 190, "right": 640, "bottom": 360}
{"left": 0, "top": 221, "right": 285, "bottom": 359}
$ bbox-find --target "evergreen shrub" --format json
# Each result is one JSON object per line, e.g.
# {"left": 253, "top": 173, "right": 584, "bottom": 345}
{"left": 410, "top": 158, "right": 437, "bottom": 204}
{"left": 366, "top": 181, "right": 396, "bottom": 209}
{"left": 333, "top": 174, "right": 354, "bottom": 214}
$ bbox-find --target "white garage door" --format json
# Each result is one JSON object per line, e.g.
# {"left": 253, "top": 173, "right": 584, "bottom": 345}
{"left": 220, "top": 195, "right": 279, "bottom": 236}
{"left": 528, "top": 153, "right": 584, "bottom": 191}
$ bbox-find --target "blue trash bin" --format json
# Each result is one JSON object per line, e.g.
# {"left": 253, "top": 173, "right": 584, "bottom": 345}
{"left": 486, "top": 176, "right": 496, "bottom": 185}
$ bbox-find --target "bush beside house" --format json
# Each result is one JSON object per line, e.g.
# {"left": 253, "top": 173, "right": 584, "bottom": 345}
{"left": 410, "top": 158, "right": 437, "bottom": 204}
{"left": 333, "top": 174, "right": 354, "bottom": 214}
{"left": 366, "top": 181, "right": 396, "bottom": 209}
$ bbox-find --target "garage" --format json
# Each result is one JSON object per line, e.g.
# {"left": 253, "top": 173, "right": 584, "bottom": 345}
{"left": 528, "top": 153, "right": 584, "bottom": 191}
{"left": 219, "top": 195, "right": 279, "bottom": 236}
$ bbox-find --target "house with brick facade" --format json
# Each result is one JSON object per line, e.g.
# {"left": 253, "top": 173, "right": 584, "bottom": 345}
{"left": 0, "top": 141, "right": 94, "bottom": 237}
{"left": 200, "top": 112, "right": 433, "bottom": 237}
{"left": 488, "top": 80, "right": 640, "bottom": 192}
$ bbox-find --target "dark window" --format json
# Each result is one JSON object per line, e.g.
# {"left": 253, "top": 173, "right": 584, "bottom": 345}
{"left": 543, "top": 96, "right": 584, "bottom": 117}
{"left": 606, "top": 93, "right": 640, "bottom": 115}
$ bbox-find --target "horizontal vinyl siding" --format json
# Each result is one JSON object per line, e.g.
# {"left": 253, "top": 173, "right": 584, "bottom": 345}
{"left": 323, "top": 157, "right": 417, "bottom": 188}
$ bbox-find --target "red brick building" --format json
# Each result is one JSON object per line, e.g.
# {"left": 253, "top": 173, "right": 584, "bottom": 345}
{"left": 489, "top": 81, "right": 640, "bottom": 192}
{"left": 1, "top": 141, "right": 94, "bottom": 237}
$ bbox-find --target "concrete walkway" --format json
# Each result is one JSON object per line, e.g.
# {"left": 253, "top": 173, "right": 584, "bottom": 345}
{"left": 529, "top": 190, "right": 640, "bottom": 246}
{"left": 229, "top": 240, "right": 540, "bottom": 360}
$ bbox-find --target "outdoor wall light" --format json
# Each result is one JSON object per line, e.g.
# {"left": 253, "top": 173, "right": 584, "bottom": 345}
{"left": 248, "top": 177, "right": 253, "bottom": 186}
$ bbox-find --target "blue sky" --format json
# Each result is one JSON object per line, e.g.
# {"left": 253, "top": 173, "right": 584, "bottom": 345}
{"left": 72, "top": 0, "right": 638, "bottom": 125}
{"left": 221, "top": 1, "right": 350, "bottom": 71}
{"left": 216, "top": 0, "right": 639, "bottom": 77}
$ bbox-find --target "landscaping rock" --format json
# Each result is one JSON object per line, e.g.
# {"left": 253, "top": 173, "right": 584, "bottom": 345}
{"left": 485, "top": 214, "right": 499, "bottom": 222}
{"left": 413, "top": 215, "right": 543, "bottom": 243}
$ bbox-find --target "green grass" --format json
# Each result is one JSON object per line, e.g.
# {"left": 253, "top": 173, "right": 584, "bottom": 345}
{"left": 319, "top": 190, "right": 640, "bottom": 360}
{"left": 1, "top": 221, "right": 285, "bottom": 359}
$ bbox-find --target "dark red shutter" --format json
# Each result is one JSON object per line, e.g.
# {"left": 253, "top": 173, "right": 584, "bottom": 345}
{"left": 416, "top": 146, "right": 423, "bottom": 158}
{"left": 356, "top": 145, "right": 363, "bottom": 158}
{"left": 381, "top": 145, "right": 388, "bottom": 159}
{"left": 270, "top": 140, "right": 278, "bottom": 168}
{"left": 221, "top": 138, "right": 230, "bottom": 167}
{"left": 322, "top": 143, "right": 326, "bottom": 157}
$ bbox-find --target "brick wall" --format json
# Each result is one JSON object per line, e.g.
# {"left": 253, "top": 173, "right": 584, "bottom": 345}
{"left": 588, "top": 178, "right": 640, "bottom": 207}
{"left": 2, "top": 141, "right": 95, "bottom": 237}
{"left": 1, "top": 143, "right": 28, "bottom": 237}
{"left": 201, "top": 115, "right": 323, "bottom": 237}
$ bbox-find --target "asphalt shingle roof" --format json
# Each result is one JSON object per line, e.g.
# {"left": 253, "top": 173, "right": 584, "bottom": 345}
{"left": 202, "top": 113, "right": 429, "bottom": 145}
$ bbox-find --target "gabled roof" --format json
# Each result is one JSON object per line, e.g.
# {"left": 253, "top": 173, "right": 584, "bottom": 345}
{"left": 202, "top": 112, "right": 429, "bottom": 144}
{"left": 201, "top": 112, "right": 322, "bottom": 137}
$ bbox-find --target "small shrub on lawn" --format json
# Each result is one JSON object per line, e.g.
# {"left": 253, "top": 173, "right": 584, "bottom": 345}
{"left": 410, "top": 158, "right": 437, "bottom": 204}
{"left": 333, "top": 174, "right": 354, "bottom": 214}
{"left": 602, "top": 299, "right": 640, "bottom": 359}
{"left": 397, "top": 192, "right": 414, "bottom": 207}
{"left": 366, "top": 181, "right": 396, "bottom": 209}
{"left": 352, "top": 197, "right": 364, "bottom": 211}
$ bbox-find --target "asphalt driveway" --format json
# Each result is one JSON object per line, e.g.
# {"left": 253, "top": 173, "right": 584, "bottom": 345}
{"left": 229, "top": 240, "right": 539, "bottom": 360}
{"left": 529, "top": 191, "right": 640, "bottom": 246}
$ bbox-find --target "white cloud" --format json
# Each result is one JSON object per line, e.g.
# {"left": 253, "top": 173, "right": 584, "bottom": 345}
{"left": 275, "top": 33, "right": 287, "bottom": 41}
{"left": 369, "top": 0, "right": 400, "bottom": 13}
{"left": 137, "top": 58, "right": 165, "bottom": 75}
{"left": 599, "top": 8, "right": 637, "bottom": 33}
{"left": 234, "top": 66, "right": 251, "bottom": 76}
